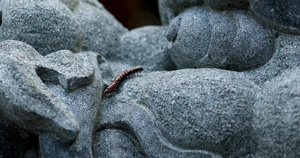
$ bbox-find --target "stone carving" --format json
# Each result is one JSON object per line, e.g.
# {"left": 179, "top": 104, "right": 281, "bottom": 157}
{"left": 73, "top": 1, "right": 127, "bottom": 59}
{"left": 120, "top": 26, "right": 176, "bottom": 71}
{"left": 0, "top": 0, "right": 299, "bottom": 157}
{"left": 249, "top": 0, "right": 300, "bottom": 35}
{"left": 167, "top": 7, "right": 274, "bottom": 71}
{"left": 253, "top": 67, "right": 300, "bottom": 158}
{"left": 0, "top": 0, "right": 82, "bottom": 55}
{"left": 0, "top": 40, "right": 80, "bottom": 143}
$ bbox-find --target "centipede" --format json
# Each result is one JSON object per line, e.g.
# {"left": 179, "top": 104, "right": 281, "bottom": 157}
{"left": 103, "top": 66, "right": 143, "bottom": 94}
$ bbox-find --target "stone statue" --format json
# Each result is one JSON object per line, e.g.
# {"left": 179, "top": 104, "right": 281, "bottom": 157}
{"left": 0, "top": 0, "right": 299, "bottom": 157}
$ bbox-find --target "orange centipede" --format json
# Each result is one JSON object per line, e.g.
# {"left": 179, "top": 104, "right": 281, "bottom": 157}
{"left": 103, "top": 66, "right": 143, "bottom": 94}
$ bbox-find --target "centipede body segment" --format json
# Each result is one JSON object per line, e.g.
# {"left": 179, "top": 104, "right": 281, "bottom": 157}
{"left": 104, "top": 66, "right": 143, "bottom": 94}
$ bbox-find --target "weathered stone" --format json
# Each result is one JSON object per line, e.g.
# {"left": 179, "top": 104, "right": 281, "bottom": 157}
{"left": 0, "top": 40, "right": 79, "bottom": 142}
{"left": 38, "top": 51, "right": 103, "bottom": 158}
{"left": 93, "top": 129, "right": 146, "bottom": 158}
{"left": 138, "top": 69, "right": 258, "bottom": 157}
{"left": 246, "top": 34, "right": 300, "bottom": 85}
{"left": 0, "top": 0, "right": 299, "bottom": 157}
{"left": 203, "top": 0, "right": 249, "bottom": 10}
{"left": 73, "top": 2, "right": 127, "bottom": 59}
{"left": 39, "top": 135, "right": 70, "bottom": 158}
{"left": 120, "top": 26, "right": 176, "bottom": 71}
{"left": 59, "top": 0, "right": 79, "bottom": 11}
{"left": 250, "top": 0, "right": 300, "bottom": 35}
{"left": 167, "top": 7, "right": 274, "bottom": 71}
{"left": 37, "top": 50, "right": 95, "bottom": 92}
{"left": 158, "top": 0, "right": 204, "bottom": 25}
{"left": 100, "top": 68, "right": 257, "bottom": 157}
{"left": 253, "top": 67, "right": 300, "bottom": 157}
{"left": 0, "top": 0, "right": 82, "bottom": 55}
{"left": 0, "top": 43, "right": 100, "bottom": 157}
{"left": 99, "top": 103, "right": 222, "bottom": 158}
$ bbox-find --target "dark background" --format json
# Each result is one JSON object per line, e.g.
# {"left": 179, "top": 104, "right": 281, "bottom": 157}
{"left": 98, "top": 0, "right": 161, "bottom": 29}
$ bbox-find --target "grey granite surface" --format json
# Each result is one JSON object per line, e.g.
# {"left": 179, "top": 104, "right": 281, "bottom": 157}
{"left": 249, "top": 0, "right": 300, "bottom": 35}
{"left": 0, "top": 0, "right": 299, "bottom": 157}
{"left": 73, "top": 1, "right": 127, "bottom": 59}
{"left": 167, "top": 7, "right": 274, "bottom": 71}
{"left": 253, "top": 67, "right": 300, "bottom": 157}
{"left": 0, "top": 40, "right": 79, "bottom": 143}
{"left": 120, "top": 26, "right": 176, "bottom": 71}
{"left": 0, "top": 0, "right": 82, "bottom": 55}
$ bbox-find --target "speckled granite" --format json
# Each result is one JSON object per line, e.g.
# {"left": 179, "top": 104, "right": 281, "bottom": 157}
{"left": 0, "top": 0, "right": 299, "bottom": 157}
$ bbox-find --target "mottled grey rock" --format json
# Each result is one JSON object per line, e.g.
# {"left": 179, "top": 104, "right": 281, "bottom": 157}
{"left": 0, "top": 40, "right": 79, "bottom": 142}
{"left": 250, "top": 0, "right": 300, "bottom": 35}
{"left": 59, "top": 0, "right": 79, "bottom": 11}
{"left": 203, "top": 0, "right": 249, "bottom": 10}
{"left": 120, "top": 26, "right": 176, "bottom": 71}
{"left": 158, "top": 0, "right": 204, "bottom": 25}
{"left": 0, "top": 44, "right": 100, "bottom": 157}
{"left": 0, "top": 0, "right": 82, "bottom": 55}
{"left": 73, "top": 2, "right": 127, "bottom": 59}
{"left": 39, "top": 51, "right": 102, "bottom": 158}
{"left": 167, "top": 7, "right": 274, "bottom": 71}
{"left": 138, "top": 69, "right": 258, "bottom": 157}
{"left": 253, "top": 67, "right": 300, "bottom": 158}
{"left": 93, "top": 129, "right": 146, "bottom": 158}
{"left": 37, "top": 50, "right": 95, "bottom": 92}
{"left": 100, "top": 68, "right": 257, "bottom": 157}
{"left": 0, "top": 0, "right": 298, "bottom": 157}
{"left": 246, "top": 34, "right": 300, "bottom": 85}
{"left": 99, "top": 103, "right": 221, "bottom": 158}
{"left": 39, "top": 134, "right": 71, "bottom": 158}
{"left": 0, "top": 118, "right": 37, "bottom": 158}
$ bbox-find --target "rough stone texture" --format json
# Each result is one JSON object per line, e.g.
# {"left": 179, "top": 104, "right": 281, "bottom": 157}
{"left": 246, "top": 34, "right": 300, "bottom": 85}
{"left": 120, "top": 26, "right": 176, "bottom": 71}
{"left": 73, "top": 1, "right": 127, "bottom": 59}
{"left": 37, "top": 50, "right": 95, "bottom": 92}
{"left": 167, "top": 7, "right": 274, "bottom": 71}
{"left": 158, "top": 0, "right": 204, "bottom": 25}
{"left": 38, "top": 51, "right": 102, "bottom": 158}
{"left": 250, "top": 0, "right": 300, "bottom": 35}
{"left": 139, "top": 69, "right": 258, "bottom": 157}
{"left": 98, "top": 103, "right": 221, "bottom": 158}
{"left": 0, "top": 0, "right": 82, "bottom": 55}
{"left": 59, "top": 0, "right": 79, "bottom": 11}
{"left": 93, "top": 129, "right": 146, "bottom": 158}
{"left": 0, "top": 40, "right": 79, "bottom": 142}
{"left": 39, "top": 135, "right": 71, "bottom": 158}
{"left": 0, "top": 118, "right": 38, "bottom": 158}
{"left": 0, "top": 0, "right": 299, "bottom": 157}
{"left": 253, "top": 67, "right": 300, "bottom": 157}
{"left": 100, "top": 68, "right": 258, "bottom": 157}
{"left": 203, "top": 0, "right": 249, "bottom": 10}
